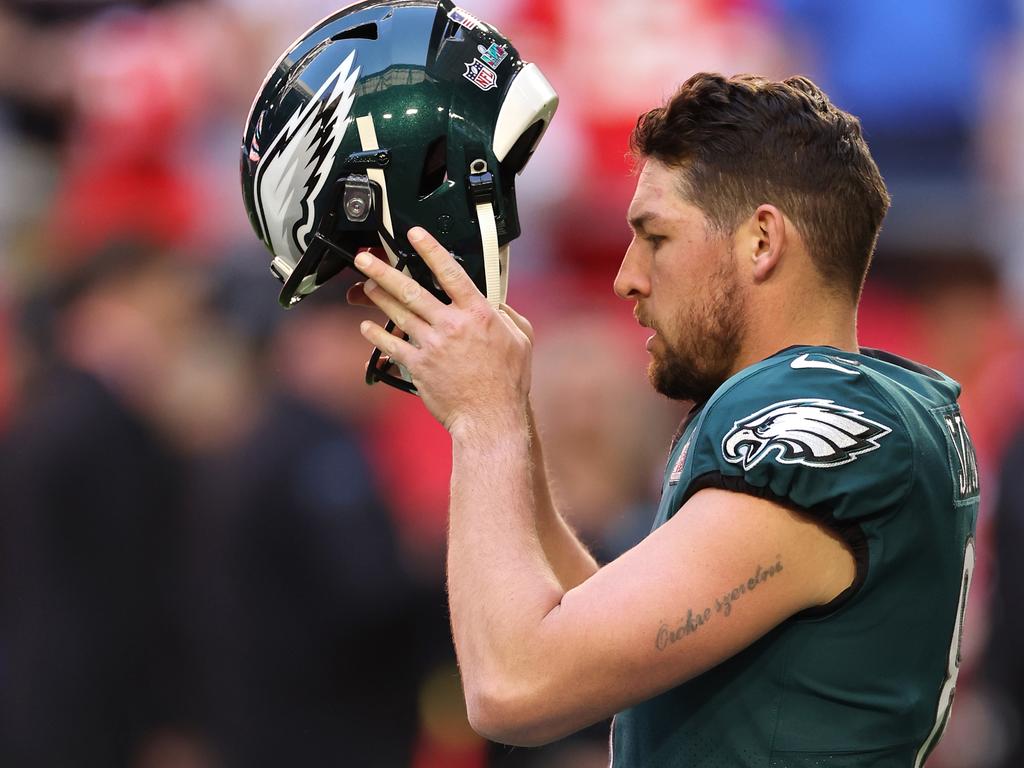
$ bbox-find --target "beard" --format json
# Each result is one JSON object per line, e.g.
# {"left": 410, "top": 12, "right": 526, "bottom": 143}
{"left": 648, "top": 255, "right": 747, "bottom": 402}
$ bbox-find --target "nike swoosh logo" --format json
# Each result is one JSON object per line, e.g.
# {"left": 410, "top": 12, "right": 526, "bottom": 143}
{"left": 790, "top": 353, "right": 860, "bottom": 375}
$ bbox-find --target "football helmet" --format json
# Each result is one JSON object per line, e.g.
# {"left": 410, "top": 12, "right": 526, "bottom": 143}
{"left": 240, "top": 0, "right": 558, "bottom": 392}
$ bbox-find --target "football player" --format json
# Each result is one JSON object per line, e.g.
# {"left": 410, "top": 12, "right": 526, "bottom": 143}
{"left": 241, "top": 3, "right": 978, "bottom": 765}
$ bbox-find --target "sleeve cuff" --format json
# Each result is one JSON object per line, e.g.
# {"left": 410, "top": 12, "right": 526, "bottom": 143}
{"left": 680, "top": 471, "right": 869, "bottom": 619}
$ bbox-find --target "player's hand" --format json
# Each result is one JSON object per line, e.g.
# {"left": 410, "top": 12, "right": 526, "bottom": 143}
{"left": 351, "top": 227, "right": 532, "bottom": 434}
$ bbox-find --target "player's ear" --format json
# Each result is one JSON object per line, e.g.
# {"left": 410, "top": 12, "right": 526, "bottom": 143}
{"left": 749, "top": 204, "right": 786, "bottom": 283}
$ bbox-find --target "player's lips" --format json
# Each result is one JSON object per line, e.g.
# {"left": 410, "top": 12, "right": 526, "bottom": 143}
{"left": 635, "top": 310, "right": 657, "bottom": 350}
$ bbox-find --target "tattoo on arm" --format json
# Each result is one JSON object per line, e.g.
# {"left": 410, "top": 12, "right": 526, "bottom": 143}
{"left": 655, "top": 557, "right": 784, "bottom": 651}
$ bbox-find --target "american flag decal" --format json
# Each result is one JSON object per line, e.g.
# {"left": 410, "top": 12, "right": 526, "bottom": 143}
{"left": 669, "top": 440, "right": 691, "bottom": 485}
{"left": 448, "top": 6, "right": 482, "bottom": 31}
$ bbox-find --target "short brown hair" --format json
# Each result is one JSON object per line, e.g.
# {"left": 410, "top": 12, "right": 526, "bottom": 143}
{"left": 631, "top": 73, "right": 890, "bottom": 300}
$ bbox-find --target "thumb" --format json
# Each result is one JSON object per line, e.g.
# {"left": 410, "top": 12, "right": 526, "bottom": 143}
{"left": 498, "top": 303, "right": 534, "bottom": 343}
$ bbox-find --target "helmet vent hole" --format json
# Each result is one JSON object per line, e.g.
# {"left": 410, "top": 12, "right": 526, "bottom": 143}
{"left": 332, "top": 22, "right": 378, "bottom": 42}
{"left": 500, "top": 120, "right": 546, "bottom": 178}
{"left": 418, "top": 136, "right": 449, "bottom": 199}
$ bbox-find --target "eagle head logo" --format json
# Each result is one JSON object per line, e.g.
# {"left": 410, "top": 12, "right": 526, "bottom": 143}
{"left": 722, "top": 398, "right": 891, "bottom": 470}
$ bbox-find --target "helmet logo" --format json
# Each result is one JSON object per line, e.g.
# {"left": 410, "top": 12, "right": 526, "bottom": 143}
{"left": 253, "top": 50, "right": 361, "bottom": 263}
{"left": 464, "top": 58, "right": 498, "bottom": 91}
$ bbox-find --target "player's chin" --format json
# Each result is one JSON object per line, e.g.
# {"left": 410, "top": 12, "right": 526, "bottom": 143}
{"left": 647, "top": 357, "right": 665, "bottom": 388}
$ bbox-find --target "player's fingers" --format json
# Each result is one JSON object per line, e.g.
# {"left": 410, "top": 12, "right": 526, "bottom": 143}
{"left": 407, "top": 226, "right": 482, "bottom": 308}
{"left": 359, "top": 319, "right": 418, "bottom": 369}
{"left": 352, "top": 249, "right": 446, "bottom": 323}
{"left": 362, "top": 278, "right": 434, "bottom": 343}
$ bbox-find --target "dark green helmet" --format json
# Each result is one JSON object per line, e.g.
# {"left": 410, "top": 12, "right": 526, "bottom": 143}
{"left": 240, "top": 0, "right": 557, "bottom": 391}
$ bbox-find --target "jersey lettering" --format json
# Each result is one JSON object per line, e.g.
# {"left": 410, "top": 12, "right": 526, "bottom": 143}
{"left": 932, "top": 405, "right": 980, "bottom": 504}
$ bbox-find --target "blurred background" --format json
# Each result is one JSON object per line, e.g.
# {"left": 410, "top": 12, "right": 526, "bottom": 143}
{"left": 0, "top": 0, "right": 1022, "bottom": 766}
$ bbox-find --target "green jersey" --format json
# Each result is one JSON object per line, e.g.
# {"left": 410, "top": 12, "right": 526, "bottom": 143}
{"left": 611, "top": 346, "right": 979, "bottom": 768}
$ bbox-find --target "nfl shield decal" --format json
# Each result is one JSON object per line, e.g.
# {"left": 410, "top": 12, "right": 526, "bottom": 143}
{"left": 464, "top": 58, "right": 498, "bottom": 91}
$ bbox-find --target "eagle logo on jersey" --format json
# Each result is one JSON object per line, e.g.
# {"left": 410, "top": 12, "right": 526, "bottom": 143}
{"left": 722, "top": 398, "right": 891, "bottom": 470}
{"left": 253, "top": 50, "right": 360, "bottom": 265}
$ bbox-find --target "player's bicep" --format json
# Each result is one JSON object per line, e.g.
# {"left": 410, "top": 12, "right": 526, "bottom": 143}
{"left": 515, "top": 488, "right": 853, "bottom": 744}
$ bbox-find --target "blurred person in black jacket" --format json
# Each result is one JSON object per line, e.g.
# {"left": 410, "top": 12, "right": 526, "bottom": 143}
{"left": 0, "top": 245, "right": 200, "bottom": 768}
{"left": 986, "top": 425, "right": 1024, "bottom": 768}
{"left": 187, "top": 288, "right": 421, "bottom": 768}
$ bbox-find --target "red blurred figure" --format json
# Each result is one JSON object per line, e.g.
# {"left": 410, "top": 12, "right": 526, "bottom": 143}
{"left": 48, "top": 6, "right": 217, "bottom": 261}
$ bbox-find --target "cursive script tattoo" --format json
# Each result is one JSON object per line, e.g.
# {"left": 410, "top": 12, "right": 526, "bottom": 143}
{"left": 655, "top": 607, "right": 712, "bottom": 651}
{"left": 655, "top": 556, "right": 784, "bottom": 651}
{"left": 715, "top": 558, "right": 783, "bottom": 617}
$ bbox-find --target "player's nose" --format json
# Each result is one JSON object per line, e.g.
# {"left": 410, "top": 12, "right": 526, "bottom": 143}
{"left": 614, "top": 238, "right": 650, "bottom": 300}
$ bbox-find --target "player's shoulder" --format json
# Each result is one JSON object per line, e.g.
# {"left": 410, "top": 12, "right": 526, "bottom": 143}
{"left": 704, "top": 346, "right": 959, "bottom": 426}
{"left": 704, "top": 346, "right": 893, "bottom": 433}
{"left": 693, "top": 346, "right": 959, "bottom": 477}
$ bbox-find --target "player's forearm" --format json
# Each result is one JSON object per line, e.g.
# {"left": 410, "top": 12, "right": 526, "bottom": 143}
{"left": 527, "top": 404, "right": 599, "bottom": 589}
{"left": 447, "top": 409, "right": 565, "bottom": 733}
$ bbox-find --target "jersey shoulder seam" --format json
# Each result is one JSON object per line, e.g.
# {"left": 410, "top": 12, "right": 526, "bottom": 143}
{"left": 695, "top": 355, "right": 804, "bottom": 428}
{"left": 858, "top": 368, "right": 918, "bottom": 516}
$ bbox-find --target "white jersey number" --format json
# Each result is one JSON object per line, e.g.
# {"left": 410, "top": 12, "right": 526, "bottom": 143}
{"left": 914, "top": 536, "right": 976, "bottom": 767}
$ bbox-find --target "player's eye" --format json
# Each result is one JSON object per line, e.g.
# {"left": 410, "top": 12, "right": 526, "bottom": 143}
{"left": 644, "top": 234, "right": 666, "bottom": 249}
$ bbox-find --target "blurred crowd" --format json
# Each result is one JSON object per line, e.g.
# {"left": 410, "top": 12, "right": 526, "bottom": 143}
{"left": 0, "top": 0, "right": 1023, "bottom": 766}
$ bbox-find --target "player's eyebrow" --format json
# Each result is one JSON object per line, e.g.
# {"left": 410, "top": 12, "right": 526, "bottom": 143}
{"left": 627, "top": 212, "right": 668, "bottom": 233}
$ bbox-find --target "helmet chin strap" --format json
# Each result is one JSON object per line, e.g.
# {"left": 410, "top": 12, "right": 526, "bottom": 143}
{"left": 468, "top": 158, "right": 505, "bottom": 308}
{"left": 476, "top": 197, "right": 503, "bottom": 308}
{"left": 357, "top": 113, "right": 418, "bottom": 385}
{"left": 356, "top": 115, "right": 407, "bottom": 274}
